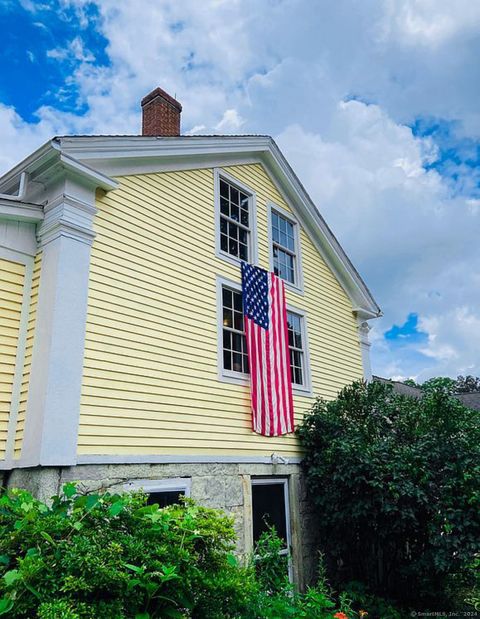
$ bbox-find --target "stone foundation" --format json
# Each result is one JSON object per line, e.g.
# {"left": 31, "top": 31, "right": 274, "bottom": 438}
{"left": 4, "top": 462, "right": 318, "bottom": 590}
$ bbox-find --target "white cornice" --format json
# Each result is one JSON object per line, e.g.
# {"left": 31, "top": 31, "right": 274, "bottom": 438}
{"left": 0, "top": 199, "right": 44, "bottom": 223}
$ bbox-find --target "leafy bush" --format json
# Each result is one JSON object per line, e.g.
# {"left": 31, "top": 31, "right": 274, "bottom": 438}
{"left": 0, "top": 485, "right": 361, "bottom": 619}
{"left": 0, "top": 486, "right": 257, "bottom": 618}
{"left": 297, "top": 380, "right": 480, "bottom": 610}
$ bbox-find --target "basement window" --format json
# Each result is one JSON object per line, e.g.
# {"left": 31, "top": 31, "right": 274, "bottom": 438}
{"left": 124, "top": 478, "right": 191, "bottom": 508}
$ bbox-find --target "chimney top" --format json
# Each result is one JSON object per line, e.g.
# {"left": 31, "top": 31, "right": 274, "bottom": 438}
{"left": 141, "top": 87, "right": 182, "bottom": 137}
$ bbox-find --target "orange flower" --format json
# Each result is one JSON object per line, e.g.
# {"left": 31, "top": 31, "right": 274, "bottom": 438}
{"left": 334, "top": 613, "right": 348, "bottom": 619}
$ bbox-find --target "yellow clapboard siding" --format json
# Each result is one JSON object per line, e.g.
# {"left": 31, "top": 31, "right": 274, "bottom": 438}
{"left": 14, "top": 252, "right": 42, "bottom": 458}
{"left": 0, "top": 258, "right": 25, "bottom": 460}
{"left": 79, "top": 164, "right": 364, "bottom": 457}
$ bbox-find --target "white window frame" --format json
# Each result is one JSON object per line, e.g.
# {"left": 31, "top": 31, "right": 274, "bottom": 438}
{"left": 216, "top": 275, "right": 249, "bottom": 385}
{"left": 214, "top": 168, "right": 258, "bottom": 268}
{"left": 123, "top": 478, "right": 191, "bottom": 499}
{"left": 286, "top": 305, "right": 312, "bottom": 396}
{"left": 251, "top": 477, "right": 293, "bottom": 582}
{"left": 216, "top": 277, "right": 312, "bottom": 396}
{"left": 267, "top": 201, "right": 304, "bottom": 295}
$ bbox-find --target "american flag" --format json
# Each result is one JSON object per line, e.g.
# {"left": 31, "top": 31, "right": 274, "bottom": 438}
{"left": 241, "top": 262, "right": 294, "bottom": 436}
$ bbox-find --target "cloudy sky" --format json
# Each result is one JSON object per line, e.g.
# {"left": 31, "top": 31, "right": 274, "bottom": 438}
{"left": 1, "top": 0, "right": 479, "bottom": 382}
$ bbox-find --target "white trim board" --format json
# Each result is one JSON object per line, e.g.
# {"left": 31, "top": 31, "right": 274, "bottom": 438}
{"left": 123, "top": 477, "right": 192, "bottom": 496}
{"left": 76, "top": 454, "right": 303, "bottom": 466}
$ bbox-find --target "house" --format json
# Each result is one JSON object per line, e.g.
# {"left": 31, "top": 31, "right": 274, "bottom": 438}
{"left": 0, "top": 87, "right": 381, "bottom": 587}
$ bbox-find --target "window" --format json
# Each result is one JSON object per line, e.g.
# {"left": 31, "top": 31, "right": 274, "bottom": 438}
{"left": 251, "top": 478, "right": 291, "bottom": 579}
{"left": 287, "top": 311, "right": 305, "bottom": 387}
{"left": 123, "top": 478, "right": 191, "bottom": 508}
{"left": 268, "top": 204, "right": 303, "bottom": 293}
{"left": 219, "top": 177, "right": 251, "bottom": 261}
{"left": 272, "top": 210, "right": 296, "bottom": 283}
{"left": 222, "top": 285, "right": 249, "bottom": 375}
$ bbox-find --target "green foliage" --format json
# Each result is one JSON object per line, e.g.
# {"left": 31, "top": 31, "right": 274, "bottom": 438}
{"left": 0, "top": 487, "right": 255, "bottom": 618}
{"left": 420, "top": 376, "right": 457, "bottom": 394}
{"left": 253, "top": 525, "right": 290, "bottom": 594}
{"left": 297, "top": 380, "right": 480, "bottom": 610}
{"left": 0, "top": 486, "right": 363, "bottom": 619}
{"left": 250, "top": 530, "right": 339, "bottom": 619}
{"left": 454, "top": 375, "right": 480, "bottom": 394}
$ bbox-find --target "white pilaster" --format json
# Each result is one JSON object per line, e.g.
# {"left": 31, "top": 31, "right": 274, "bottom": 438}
{"left": 20, "top": 181, "right": 97, "bottom": 466}
{"left": 357, "top": 319, "right": 372, "bottom": 382}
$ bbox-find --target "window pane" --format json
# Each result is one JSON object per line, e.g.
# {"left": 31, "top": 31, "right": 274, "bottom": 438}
{"left": 220, "top": 197, "right": 229, "bottom": 215}
{"left": 232, "top": 332, "right": 243, "bottom": 353}
{"left": 223, "top": 308, "right": 233, "bottom": 328}
{"left": 234, "top": 311, "right": 244, "bottom": 331}
{"left": 147, "top": 490, "right": 185, "bottom": 508}
{"left": 241, "top": 209, "right": 249, "bottom": 226}
{"left": 230, "top": 186, "right": 239, "bottom": 205}
{"left": 220, "top": 234, "right": 228, "bottom": 253}
{"left": 295, "top": 366, "right": 303, "bottom": 385}
{"left": 232, "top": 352, "right": 243, "bottom": 373}
{"left": 230, "top": 205, "right": 239, "bottom": 222}
{"left": 224, "top": 349, "right": 232, "bottom": 371}
{"left": 223, "top": 330, "right": 231, "bottom": 350}
{"left": 252, "top": 483, "right": 287, "bottom": 545}
{"left": 233, "top": 290, "right": 243, "bottom": 311}
{"left": 229, "top": 239, "right": 238, "bottom": 256}
{"left": 223, "top": 287, "right": 232, "bottom": 308}
{"left": 239, "top": 228, "right": 247, "bottom": 245}
{"left": 239, "top": 243, "right": 248, "bottom": 261}
{"left": 220, "top": 179, "right": 229, "bottom": 198}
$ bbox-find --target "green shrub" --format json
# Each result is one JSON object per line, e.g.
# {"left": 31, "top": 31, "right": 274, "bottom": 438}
{"left": 0, "top": 485, "right": 359, "bottom": 619}
{"left": 0, "top": 486, "right": 257, "bottom": 618}
{"left": 297, "top": 380, "right": 480, "bottom": 610}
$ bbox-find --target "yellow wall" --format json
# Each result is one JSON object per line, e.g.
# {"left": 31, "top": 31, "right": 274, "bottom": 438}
{"left": 0, "top": 258, "right": 25, "bottom": 459}
{"left": 14, "top": 252, "right": 41, "bottom": 459}
{"left": 78, "top": 164, "right": 364, "bottom": 457}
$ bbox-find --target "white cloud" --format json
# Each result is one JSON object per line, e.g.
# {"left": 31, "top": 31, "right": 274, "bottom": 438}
{"left": 47, "top": 36, "right": 95, "bottom": 63}
{"left": 215, "top": 109, "right": 245, "bottom": 133}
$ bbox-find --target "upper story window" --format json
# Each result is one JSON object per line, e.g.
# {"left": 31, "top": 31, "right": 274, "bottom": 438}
{"left": 222, "top": 285, "right": 249, "bottom": 375}
{"left": 272, "top": 211, "right": 296, "bottom": 283}
{"left": 287, "top": 311, "right": 305, "bottom": 387}
{"left": 268, "top": 203, "right": 303, "bottom": 294}
{"left": 215, "top": 169, "right": 258, "bottom": 267}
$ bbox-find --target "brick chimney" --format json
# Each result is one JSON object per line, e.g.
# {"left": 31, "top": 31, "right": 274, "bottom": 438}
{"left": 141, "top": 87, "right": 182, "bottom": 136}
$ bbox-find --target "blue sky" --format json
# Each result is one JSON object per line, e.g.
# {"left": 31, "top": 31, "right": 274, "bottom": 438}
{"left": 1, "top": 0, "right": 479, "bottom": 382}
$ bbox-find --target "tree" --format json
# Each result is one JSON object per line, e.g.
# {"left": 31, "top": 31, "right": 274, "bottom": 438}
{"left": 297, "top": 380, "right": 480, "bottom": 610}
{"left": 455, "top": 375, "right": 480, "bottom": 393}
{"left": 420, "top": 376, "right": 457, "bottom": 394}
